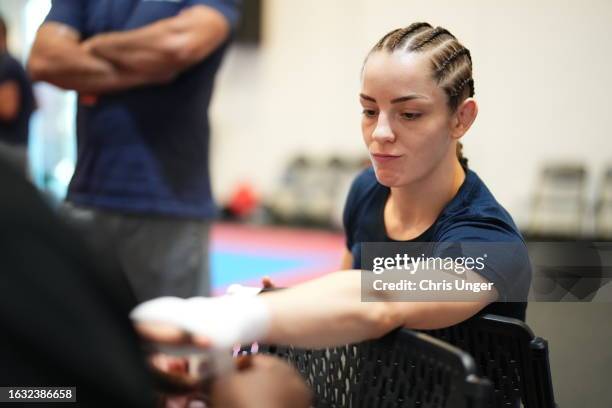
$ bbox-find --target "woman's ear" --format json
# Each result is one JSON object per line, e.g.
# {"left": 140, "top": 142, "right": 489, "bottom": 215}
{"left": 451, "top": 98, "right": 478, "bottom": 140}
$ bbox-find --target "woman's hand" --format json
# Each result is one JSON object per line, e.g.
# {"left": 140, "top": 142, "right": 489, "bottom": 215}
{"left": 130, "top": 296, "right": 271, "bottom": 349}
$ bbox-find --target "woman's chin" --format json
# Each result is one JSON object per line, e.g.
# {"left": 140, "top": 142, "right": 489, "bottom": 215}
{"left": 373, "top": 169, "right": 403, "bottom": 187}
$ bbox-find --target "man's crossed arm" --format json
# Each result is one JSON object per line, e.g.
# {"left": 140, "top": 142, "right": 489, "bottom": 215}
{"left": 28, "top": 5, "right": 230, "bottom": 94}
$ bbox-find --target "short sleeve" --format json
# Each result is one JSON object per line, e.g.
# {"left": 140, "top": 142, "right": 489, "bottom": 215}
{"left": 437, "top": 220, "right": 532, "bottom": 302}
{"left": 187, "top": 0, "right": 242, "bottom": 29}
{"left": 45, "top": 0, "right": 85, "bottom": 32}
{"left": 342, "top": 176, "right": 361, "bottom": 251}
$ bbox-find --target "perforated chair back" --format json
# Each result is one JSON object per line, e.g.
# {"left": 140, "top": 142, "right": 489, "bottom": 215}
{"left": 262, "top": 328, "right": 492, "bottom": 408}
{"left": 423, "top": 314, "right": 557, "bottom": 408}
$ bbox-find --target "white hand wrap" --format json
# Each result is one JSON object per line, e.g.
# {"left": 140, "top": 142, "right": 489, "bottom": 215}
{"left": 130, "top": 295, "right": 270, "bottom": 349}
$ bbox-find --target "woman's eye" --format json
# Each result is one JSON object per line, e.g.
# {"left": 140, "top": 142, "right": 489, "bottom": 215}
{"left": 362, "top": 109, "right": 377, "bottom": 118}
{"left": 401, "top": 112, "right": 421, "bottom": 120}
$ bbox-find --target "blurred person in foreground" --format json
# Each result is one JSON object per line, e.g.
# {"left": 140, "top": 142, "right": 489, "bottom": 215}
{"left": 0, "top": 156, "right": 311, "bottom": 407}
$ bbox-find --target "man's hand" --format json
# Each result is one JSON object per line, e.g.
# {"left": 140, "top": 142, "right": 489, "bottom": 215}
{"left": 135, "top": 322, "right": 311, "bottom": 408}
{"left": 150, "top": 353, "right": 212, "bottom": 408}
{"left": 135, "top": 321, "right": 214, "bottom": 407}
{"left": 211, "top": 355, "right": 312, "bottom": 408}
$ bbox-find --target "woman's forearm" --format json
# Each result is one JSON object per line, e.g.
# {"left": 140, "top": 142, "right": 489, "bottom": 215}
{"left": 259, "top": 268, "right": 496, "bottom": 348}
{"left": 131, "top": 269, "right": 495, "bottom": 350}
{"left": 260, "top": 271, "right": 404, "bottom": 348}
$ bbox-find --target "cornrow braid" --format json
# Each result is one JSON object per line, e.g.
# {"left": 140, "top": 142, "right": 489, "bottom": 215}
{"left": 456, "top": 142, "right": 469, "bottom": 169}
{"left": 385, "top": 22, "right": 432, "bottom": 51}
{"left": 411, "top": 27, "right": 455, "bottom": 51}
{"left": 371, "top": 22, "right": 432, "bottom": 53}
{"left": 435, "top": 48, "right": 471, "bottom": 79}
{"left": 373, "top": 28, "right": 402, "bottom": 51}
{"left": 384, "top": 28, "right": 413, "bottom": 51}
{"left": 450, "top": 77, "right": 474, "bottom": 98}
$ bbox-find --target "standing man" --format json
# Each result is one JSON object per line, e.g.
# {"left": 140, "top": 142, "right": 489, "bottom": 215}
{"left": 28, "top": 0, "right": 240, "bottom": 301}
{"left": 0, "top": 14, "right": 35, "bottom": 177}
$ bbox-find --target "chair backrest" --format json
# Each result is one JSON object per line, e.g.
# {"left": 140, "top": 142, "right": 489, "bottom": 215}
{"left": 595, "top": 166, "right": 612, "bottom": 238}
{"left": 423, "top": 314, "right": 557, "bottom": 408}
{"left": 262, "top": 328, "right": 492, "bottom": 408}
{"left": 529, "top": 163, "right": 587, "bottom": 237}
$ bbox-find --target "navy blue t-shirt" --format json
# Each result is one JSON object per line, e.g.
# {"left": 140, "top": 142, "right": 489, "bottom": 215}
{"left": 343, "top": 167, "right": 531, "bottom": 321}
{"left": 45, "top": 0, "right": 241, "bottom": 218}
{"left": 0, "top": 52, "right": 35, "bottom": 145}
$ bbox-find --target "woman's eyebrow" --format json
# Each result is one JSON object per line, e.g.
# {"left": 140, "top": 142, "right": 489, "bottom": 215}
{"left": 390, "top": 94, "right": 427, "bottom": 103}
{"left": 359, "top": 93, "right": 428, "bottom": 103}
{"left": 359, "top": 93, "right": 376, "bottom": 102}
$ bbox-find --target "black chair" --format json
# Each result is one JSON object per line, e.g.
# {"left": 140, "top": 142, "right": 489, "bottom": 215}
{"left": 423, "top": 314, "right": 557, "bottom": 408}
{"left": 595, "top": 166, "right": 612, "bottom": 239}
{"left": 261, "top": 328, "right": 492, "bottom": 408}
{"left": 528, "top": 163, "right": 587, "bottom": 238}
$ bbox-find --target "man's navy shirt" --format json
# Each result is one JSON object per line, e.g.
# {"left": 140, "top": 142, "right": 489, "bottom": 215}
{"left": 0, "top": 52, "right": 35, "bottom": 145}
{"left": 46, "top": 0, "right": 240, "bottom": 218}
{"left": 343, "top": 167, "right": 531, "bottom": 321}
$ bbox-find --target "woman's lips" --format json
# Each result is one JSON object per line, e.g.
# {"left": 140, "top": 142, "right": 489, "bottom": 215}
{"left": 371, "top": 153, "right": 401, "bottom": 163}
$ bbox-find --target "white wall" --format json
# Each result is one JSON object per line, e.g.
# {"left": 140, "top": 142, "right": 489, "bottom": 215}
{"left": 3, "top": 0, "right": 611, "bottom": 227}
{"left": 0, "top": 0, "right": 26, "bottom": 58}
{"left": 210, "top": 0, "right": 612, "bottom": 228}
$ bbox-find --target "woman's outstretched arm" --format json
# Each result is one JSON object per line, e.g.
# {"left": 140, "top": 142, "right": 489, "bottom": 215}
{"left": 260, "top": 267, "right": 497, "bottom": 348}
{"left": 132, "top": 250, "right": 497, "bottom": 349}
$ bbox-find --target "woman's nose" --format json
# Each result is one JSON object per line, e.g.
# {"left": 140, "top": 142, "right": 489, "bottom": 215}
{"left": 372, "top": 114, "right": 395, "bottom": 143}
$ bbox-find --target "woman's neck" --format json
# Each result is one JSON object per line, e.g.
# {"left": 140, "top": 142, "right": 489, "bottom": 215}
{"left": 384, "top": 156, "right": 466, "bottom": 240}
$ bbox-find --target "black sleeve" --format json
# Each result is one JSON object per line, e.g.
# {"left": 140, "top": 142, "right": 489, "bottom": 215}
{"left": 342, "top": 174, "right": 363, "bottom": 251}
{"left": 437, "top": 219, "right": 532, "bottom": 302}
{"left": 0, "top": 160, "right": 155, "bottom": 407}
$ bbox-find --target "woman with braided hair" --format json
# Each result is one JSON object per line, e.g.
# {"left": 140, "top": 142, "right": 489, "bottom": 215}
{"left": 132, "top": 23, "right": 531, "bottom": 351}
